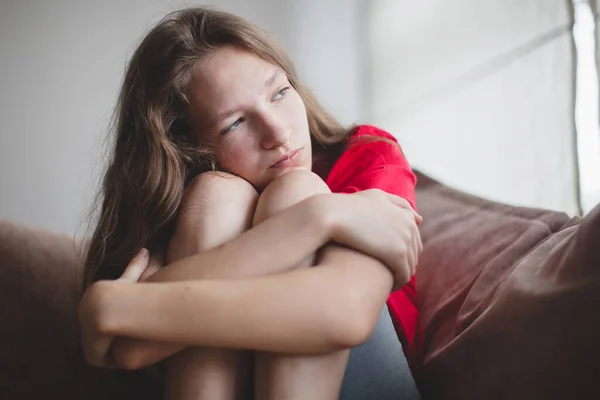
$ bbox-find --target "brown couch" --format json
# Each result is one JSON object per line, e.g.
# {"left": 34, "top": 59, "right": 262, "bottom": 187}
{"left": 1, "top": 172, "right": 599, "bottom": 399}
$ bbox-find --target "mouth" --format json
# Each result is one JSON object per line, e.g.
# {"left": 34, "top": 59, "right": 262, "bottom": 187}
{"left": 270, "top": 148, "right": 303, "bottom": 168}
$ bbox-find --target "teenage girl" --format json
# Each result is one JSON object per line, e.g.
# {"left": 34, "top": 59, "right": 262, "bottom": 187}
{"left": 79, "top": 7, "right": 423, "bottom": 400}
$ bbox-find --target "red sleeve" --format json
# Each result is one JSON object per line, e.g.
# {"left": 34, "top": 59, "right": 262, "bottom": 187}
{"left": 325, "top": 126, "right": 417, "bottom": 207}
{"left": 324, "top": 125, "right": 423, "bottom": 372}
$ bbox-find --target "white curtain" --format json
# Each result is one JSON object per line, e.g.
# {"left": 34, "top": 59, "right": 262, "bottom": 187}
{"left": 579, "top": 0, "right": 600, "bottom": 213}
{"left": 366, "top": 0, "right": 580, "bottom": 215}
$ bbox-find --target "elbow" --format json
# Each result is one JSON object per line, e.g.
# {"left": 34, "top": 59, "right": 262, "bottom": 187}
{"left": 111, "top": 341, "right": 146, "bottom": 371}
{"left": 327, "top": 294, "right": 381, "bottom": 349}
{"left": 333, "top": 317, "right": 375, "bottom": 349}
{"left": 114, "top": 354, "right": 143, "bottom": 372}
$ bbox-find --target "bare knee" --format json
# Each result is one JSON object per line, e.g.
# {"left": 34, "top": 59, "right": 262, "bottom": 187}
{"left": 179, "top": 171, "right": 259, "bottom": 230}
{"left": 253, "top": 170, "right": 331, "bottom": 226}
{"left": 169, "top": 171, "right": 259, "bottom": 260}
{"left": 183, "top": 171, "right": 256, "bottom": 205}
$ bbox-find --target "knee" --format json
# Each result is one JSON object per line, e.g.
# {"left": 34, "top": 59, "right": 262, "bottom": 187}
{"left": 185, "top": 171, "right": 256, "bottom": 202}
{"left": 170, "top": 171, "right": 259, "bottom": 255}
{"left": 180, "top": 171, "right": 258, "bottom": 218}
{"left": 253, "top": 170, "right": 331, "bottom": 225}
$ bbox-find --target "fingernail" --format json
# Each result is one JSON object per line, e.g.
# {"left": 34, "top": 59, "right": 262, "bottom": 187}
{"left": 138, "top": 248, "right": 149, "bottom": 257}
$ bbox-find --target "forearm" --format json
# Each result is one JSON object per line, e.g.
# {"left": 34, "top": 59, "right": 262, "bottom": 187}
{"left": 146, "top": 195, "right": 332, "bottom": 283}
{"left": 110, "top": 253, "right": 185, "bottom": 368}
{"left": 111, "top": 195, "right": 335, "bottom": 368}
{"left": 109, "top": 246, "right": 383, "bottom": 369}
{"left": 102, "top": 253, "right": 393, "bottom": 354}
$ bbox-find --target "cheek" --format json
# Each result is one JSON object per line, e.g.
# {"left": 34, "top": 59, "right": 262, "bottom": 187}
{"left": 216, "top": 139, "right": 257, "bottom": 173}
{"left": 288, "top": 93, "right": 309, "bottom": 132}
{"left": 217, "top": 143, "right": 244, "bottom": 165}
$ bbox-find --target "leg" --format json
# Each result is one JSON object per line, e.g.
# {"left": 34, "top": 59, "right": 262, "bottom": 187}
{"left": 166, "top": 172, "right": 258, "bottom": 400}
{"left": 253, "top": 170, "right": 350, "bottom": 400}
{"left": 339, "top": 307, "right": 421, "bottom": 400}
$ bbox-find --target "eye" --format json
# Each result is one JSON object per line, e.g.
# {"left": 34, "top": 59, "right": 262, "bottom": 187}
{"left": 272, "top": 87, "right": 290, "bottom": 101}
{"left": 221, "top": 118, "right": 244, "bottom": 135}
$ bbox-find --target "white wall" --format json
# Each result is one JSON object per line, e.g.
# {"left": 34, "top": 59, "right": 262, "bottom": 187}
{"left": 0, "top": 0, "right": 363, "bottom": 235}
{"left": 366, "top": 0, "right": 581, "bottom": 215}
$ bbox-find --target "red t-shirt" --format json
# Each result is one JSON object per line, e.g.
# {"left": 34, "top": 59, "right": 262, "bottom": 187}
{"left": 315, "top": 124, "right": 423, "bottom": 371}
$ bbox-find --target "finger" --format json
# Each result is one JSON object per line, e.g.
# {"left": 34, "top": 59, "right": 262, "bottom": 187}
{"left": 395, "top": 254, "right": 411, "bottom": 289}
{"left": 414, "top": 212, "right": 423, "bottom": 225}
{"left": 416, "top": 231, "right": 423, "bottom": 258}
{"left": 383, "top": 193, "right": 412, "bottom": 210}
{"left": 118, "top": 248, "right": 150, "bottom": 282}
{"left": 411, "top": 233, "right": 421, "bottom": 276}
{"left": 407, "top": 241, "right": 416, "bottom": 278}
{"left": 385, "top": 194, "right": 423, "bottom": 223}
{"left": 410, "top": 223, "right": 422, "bottom": 272}
{"left": 416, "top": 226, "right": 422, "bottom": 264}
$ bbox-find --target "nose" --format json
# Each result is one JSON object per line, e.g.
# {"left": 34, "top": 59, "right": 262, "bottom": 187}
{"left": 258, "top": 111, "right": 291, "bottom": 149}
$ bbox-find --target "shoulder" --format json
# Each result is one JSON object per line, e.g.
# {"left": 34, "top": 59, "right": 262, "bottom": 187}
{"left": 324, "top": 124, "right": 411, "bottom": 185}
{"left": 324, "top": 125, "right": 417, "bottom": 201}
{"left": 349, "top": 124, "right": 397, "bottom": 142}
{"left": 343, "top": 125, "right": 406, "bottom": 164}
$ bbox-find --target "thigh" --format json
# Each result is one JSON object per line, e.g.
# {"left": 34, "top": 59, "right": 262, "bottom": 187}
{"left": 340, "top": 306, "right": 421, "bottom": 400}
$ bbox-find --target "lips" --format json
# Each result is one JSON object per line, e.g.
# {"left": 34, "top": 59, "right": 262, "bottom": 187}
{"left": 270, "top": 148, "right": 302, "bottom": 168}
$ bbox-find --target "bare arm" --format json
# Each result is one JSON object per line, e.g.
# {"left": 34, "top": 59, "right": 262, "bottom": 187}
{"left": 140, "top": 190, "right": 420, "bottom": 284}
{"left": 111, "top": 194, "right": 333, "bottom": 368}
{"left": 98, "top": 245, "right": 393, "bottom": 354}
{"left": 81, "top": 190, "right": 420, "bottom": 368}
{"left": 145, "top": 196, "right": 330, "bottom": 283}
{"left": 111, "top": 244, "right": 394, "bottom": 369}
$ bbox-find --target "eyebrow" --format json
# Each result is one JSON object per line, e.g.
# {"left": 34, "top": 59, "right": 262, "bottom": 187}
{"left": 265, "top": 69, "right": 285, "bottom": 88}
{"left": 208, "top": 69, "right": 286, "bottom": 129}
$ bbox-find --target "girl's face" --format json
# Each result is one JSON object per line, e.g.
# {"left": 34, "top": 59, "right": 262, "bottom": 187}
{"left": 187, "top": 46, "right": 312, "bottom": 189}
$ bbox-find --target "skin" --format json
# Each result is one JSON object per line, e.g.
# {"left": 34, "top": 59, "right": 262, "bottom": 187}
{"left": 188, "top": 46, "right": 313, "bottom": 189}
{"left": 79, "top": 46, "right": 423, "bottom": 400}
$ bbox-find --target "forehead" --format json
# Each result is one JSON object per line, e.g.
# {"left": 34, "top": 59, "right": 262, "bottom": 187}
{"left": 188, "top": 47, "right": 281, "bottom": 107}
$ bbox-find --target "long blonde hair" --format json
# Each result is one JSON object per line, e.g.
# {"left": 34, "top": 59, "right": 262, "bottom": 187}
{"left": 83, "top": 7, "right": 350, "bottom": 287}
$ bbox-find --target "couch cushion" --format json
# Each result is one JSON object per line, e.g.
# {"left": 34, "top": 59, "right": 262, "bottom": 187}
{"left": 415, "top": 171, "right": 600, "bottom": 399}
{"left": 0, "top": 220, "right": 161, "bottom": 399}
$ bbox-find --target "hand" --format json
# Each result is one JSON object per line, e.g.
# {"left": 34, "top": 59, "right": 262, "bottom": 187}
{"left": 78, "top": 248, "right": 152, "bottom": 368}
{"left": 139, "top": 253, "right": 163, "bottom": 282}
{"left": 326, "top": 190, "right": 423, "bottom": 288}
